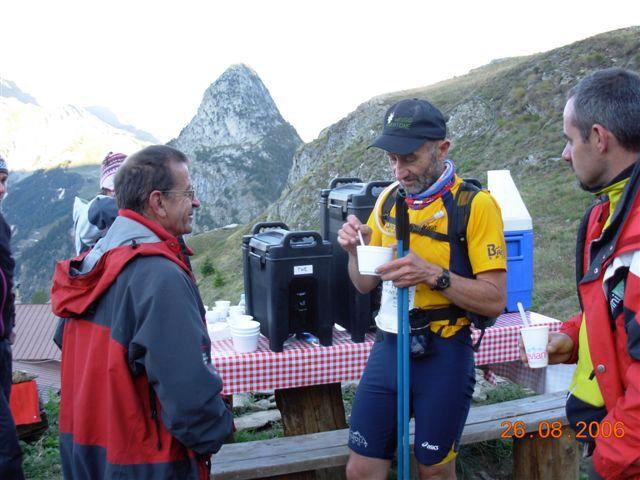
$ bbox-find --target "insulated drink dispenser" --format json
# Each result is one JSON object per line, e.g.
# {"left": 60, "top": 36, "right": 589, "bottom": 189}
{"left": 487, "top": 170, "right": 534, "bottom": 312}
{"left": 242, "top": 222, "right": 333, "bottom": 352}
{"left": 320, "top": 178, "right": 392, "bottom": 342}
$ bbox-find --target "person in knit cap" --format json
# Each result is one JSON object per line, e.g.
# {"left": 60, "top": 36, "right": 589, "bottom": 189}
{"left": 72, "top": 152, "right": 126, "bottom": 255}
{"left": 100, "top": 152, "right": 127, "bottom": 195}
{"left": 0, "top": 155, "right": 26, "bottom": 479}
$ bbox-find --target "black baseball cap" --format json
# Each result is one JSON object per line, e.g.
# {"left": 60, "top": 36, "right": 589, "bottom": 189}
{"left": 369, "top": 98, "right": 446, "bottom": 155}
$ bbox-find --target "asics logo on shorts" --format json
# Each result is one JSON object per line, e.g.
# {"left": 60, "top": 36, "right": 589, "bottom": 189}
{"left": 421, "top": 441, "right": 439, "bottom": 451}
{"left": 349, "top": 430, "right": 368, "bottom": 448}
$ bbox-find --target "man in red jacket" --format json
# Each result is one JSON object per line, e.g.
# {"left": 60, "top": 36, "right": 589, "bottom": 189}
{"left": 52, "top": 145, "right": 233, "bottom": 479}
{"left": 521, "top": 68, "right": 640, "bottom": 480}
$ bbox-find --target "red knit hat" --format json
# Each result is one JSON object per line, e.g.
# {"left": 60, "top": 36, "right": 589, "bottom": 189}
{"left": 100, "top": 152, "right": 127, "bottom": 191}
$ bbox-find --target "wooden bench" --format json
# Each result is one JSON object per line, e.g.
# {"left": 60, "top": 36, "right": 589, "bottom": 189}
{"left": 211, "top": 390, "right": 580, "bottom": 480}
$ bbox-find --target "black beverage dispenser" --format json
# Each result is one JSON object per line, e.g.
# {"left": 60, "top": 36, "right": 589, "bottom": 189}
{"left": 320, "top": 178, "right": 392, "bottom": 342}
{"left": 242, "top": 222, "right": 333, "bottom": 352}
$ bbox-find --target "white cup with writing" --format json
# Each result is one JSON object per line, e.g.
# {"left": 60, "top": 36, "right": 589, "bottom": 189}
{"left": 356, "top": 246, "right": 393, "bottom": 276}
{"left": 521, "top": 325, "right": 550, "bottom": 368}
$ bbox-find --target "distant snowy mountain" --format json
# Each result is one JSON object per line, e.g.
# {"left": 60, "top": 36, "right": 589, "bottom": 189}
{"left": 0, "top": 80, "right": 151, "bottom": 172}
{"left": 86, "top": 105, "right": 159, "bottom": 144}
{"left": 0, "top": 78, "right": 38, "bottom": 105}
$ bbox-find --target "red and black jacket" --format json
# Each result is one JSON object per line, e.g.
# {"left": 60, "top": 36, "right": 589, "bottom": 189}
{"left": 51, "top": 209, "right": 233, "bottom": 479}
{"left": 561, "top": 161, "right": 640, "bottom": 479}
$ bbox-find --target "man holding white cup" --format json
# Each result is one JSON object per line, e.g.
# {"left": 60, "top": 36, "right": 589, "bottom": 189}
{"left": 338, "top": 99, "right": 507, "bottom": 480}
{"left": 519, "top": 69, "right": 640, "bottom": 480}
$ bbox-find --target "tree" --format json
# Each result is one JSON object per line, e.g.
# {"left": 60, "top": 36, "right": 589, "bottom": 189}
{"left": 200, "top": 257, "right": 216, "bottom": 277}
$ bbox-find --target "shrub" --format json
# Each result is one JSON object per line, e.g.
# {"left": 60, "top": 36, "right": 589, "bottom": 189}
{"left": 200, "top": 257, "right": 216, "bottom": 277}
{"left": 214, "top": 272, "right": 226, "bottom": 288}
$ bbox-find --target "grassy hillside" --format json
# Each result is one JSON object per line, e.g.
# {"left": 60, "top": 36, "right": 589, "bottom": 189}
{"left": 187, "top": 225, "right": 250, "bottom": 305}
{"left": 191, "top": 27, "right": 639, "bottom": 320}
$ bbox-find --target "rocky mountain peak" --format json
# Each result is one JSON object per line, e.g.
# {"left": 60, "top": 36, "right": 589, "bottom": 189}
{"left": 173, "top": 63, "right": 285, "bottom": 150}
{"left": 170, "top": 64, "right": 302, "bottom": 230}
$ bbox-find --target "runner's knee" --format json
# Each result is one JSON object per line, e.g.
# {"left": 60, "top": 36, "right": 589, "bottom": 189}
{"left": 346, "top": 451, "right": 389, "bottom": 480}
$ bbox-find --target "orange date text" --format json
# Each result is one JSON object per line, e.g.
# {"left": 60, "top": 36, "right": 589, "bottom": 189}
{"left": 499, "top": 420, "right": 625, "bottom": 440}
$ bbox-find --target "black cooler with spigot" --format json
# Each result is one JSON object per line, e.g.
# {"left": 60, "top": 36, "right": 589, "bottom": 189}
{"left": 242, "top": 222, "right": 333, "bottom": 352}
{"left": 320, "top": 178, "right": 392, "bottom": 342}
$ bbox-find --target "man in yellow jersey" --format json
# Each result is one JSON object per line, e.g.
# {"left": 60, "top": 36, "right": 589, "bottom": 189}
{"left": 520, "top": 68, "right": 640, "bottom": 480}
{"left": 339, "top": 98, "right": 507, "bottom": 480}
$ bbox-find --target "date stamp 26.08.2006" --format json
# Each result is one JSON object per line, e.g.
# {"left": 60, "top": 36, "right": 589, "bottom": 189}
{"left": 500, "top": 420, "right": 625, "bottom": 440}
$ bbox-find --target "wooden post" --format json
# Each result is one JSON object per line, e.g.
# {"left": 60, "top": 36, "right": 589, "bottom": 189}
{"left": 272, "top": 383, "right": 347, "bottom": 480}
{"left": 513, "top": 427, "right": 580, "bottom": 480}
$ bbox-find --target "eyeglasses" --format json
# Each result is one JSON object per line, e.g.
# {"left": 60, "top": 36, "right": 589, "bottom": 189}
{"left": 160, "top": 189, "right": 196, "bottom": 200}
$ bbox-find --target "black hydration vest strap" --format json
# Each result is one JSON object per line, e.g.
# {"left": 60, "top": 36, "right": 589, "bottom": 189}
{"left": 408, "top": 306, "right": 466, "bottom": 334}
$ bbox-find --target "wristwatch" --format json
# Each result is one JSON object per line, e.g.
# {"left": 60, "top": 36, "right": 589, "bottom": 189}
{"left": 432, "top": 269, "right": 451, "bottom": 291}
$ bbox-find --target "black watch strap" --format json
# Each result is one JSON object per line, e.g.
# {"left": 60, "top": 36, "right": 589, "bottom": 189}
{"left": 432, "top": 269, "right": 451, "bottom": 291}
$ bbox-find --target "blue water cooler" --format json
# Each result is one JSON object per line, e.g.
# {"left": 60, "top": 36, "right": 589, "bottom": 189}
{"left": 487, "top": 170, "right": 534, "bottom": 312}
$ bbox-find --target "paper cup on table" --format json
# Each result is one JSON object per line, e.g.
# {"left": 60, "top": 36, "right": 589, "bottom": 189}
{"left": 231, "top": 329, "right": 260, "bottom": 353}
{"left": 229, "top": 305, "right": 245, "bottom": 317}
{"left": 228, "top": 314, "right": 254, "bottom": 327}
{"left": 230, "top": 319, "right": 260, "bottom": 334}
{"left": 208, "top": 322, "right": 231, "bottom": 342}
{"left": 356, "top": 246, "right": 393, "bottom": 276}
{"left": 207, "top": 307, "right": 227, "bottom": 323}
{"left": 520, "top": 325, "right": 550, "bottom": 368}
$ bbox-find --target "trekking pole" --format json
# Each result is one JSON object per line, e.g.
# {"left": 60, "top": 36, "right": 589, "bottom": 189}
{"left": 395, "top": 189, "right": 410, "bottom": 479}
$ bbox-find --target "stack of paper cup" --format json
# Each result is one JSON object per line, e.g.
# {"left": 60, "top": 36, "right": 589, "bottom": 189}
{"left": 230, "top": 319, "right": 261, "bottom": 353}
{"left": 520, "top": 325, "right": 550, "bottom": 368}
{"left": 356, "top": 246, "right": 393, "bottom": 276}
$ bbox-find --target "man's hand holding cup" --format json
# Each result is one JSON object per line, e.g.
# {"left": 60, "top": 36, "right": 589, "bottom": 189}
{"left": 519, "top": 331, "right": 574, "bottom": 368}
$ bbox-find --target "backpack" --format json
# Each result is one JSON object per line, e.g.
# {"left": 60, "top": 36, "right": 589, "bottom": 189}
{"left": 379, "top": 179, "right": 496, "bottom": 350}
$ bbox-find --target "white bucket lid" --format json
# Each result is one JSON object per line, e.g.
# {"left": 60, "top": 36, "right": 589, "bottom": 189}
{"left": 487, "top": 170, "right": 533, "bottom": 231}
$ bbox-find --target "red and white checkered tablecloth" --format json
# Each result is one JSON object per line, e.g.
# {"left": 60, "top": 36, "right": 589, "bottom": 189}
{"left": 212, "top": 311, "right": 561, "bottom": 395}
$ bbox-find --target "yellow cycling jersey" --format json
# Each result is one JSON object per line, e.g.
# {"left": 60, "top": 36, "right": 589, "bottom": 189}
{"left": 366, "top": 175, "right": 507, "bottom": 337}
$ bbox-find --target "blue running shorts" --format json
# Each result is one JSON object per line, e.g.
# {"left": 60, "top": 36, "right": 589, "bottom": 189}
{"left": 347, "top": 328, "right": 475, "bottom": 466}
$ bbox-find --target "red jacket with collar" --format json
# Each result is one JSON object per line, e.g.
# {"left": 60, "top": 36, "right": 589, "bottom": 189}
{"left": 51, "top": 209, "right": 233, "bottom": 480}
{"left": 561, "top": 163, "right": 640, "bottom": 480}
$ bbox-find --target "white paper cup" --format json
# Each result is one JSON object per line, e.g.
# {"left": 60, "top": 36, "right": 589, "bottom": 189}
{"left": 229, "top": 305, "right": 245, "bottom": 317}
{"left": 228, "top": 315, "right": 255, "bottom": 327}
{"left": 207, "top": 307, "right": 227, "bottom": 323}
{"left": 232, "top": 331, "right": 260, "bottom": 353}
{"left": 356, "top": 246, "right": 393, "bottom": 276}
{"left": 230, "top": 319, "right": 260, "bottom": 333}
{"left": 521, "top": 325, "right": 550, "bottom": 368}
{"left": 208, "top": 322, "right": 231, "bottom": 341}
{"left": 215, "top": 300, "right": 231, "bottom": 316}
